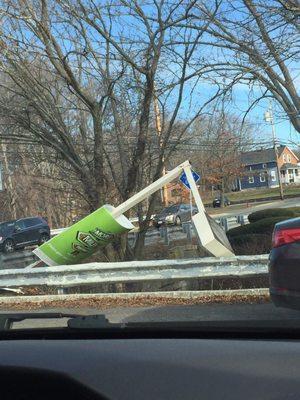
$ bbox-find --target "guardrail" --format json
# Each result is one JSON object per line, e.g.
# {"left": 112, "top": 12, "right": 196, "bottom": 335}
{"left": 0, "top": 251, "right": 37, "bottom": 270}
{"left": 0, "top": 255, "right": 268, "bottom": 292}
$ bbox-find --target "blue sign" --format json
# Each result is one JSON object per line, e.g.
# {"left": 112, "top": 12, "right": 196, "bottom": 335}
{"left": 179, "top": 170, "right": 200, "bottom": 190}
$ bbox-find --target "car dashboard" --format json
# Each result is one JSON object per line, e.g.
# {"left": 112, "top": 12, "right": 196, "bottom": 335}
{"left": 0, "top": 337, "right": 300, "bottom": 400}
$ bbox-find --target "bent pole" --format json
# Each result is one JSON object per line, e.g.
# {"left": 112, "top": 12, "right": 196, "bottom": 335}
{"left": 112, "top": 160, "right": 191, "bottom": 217}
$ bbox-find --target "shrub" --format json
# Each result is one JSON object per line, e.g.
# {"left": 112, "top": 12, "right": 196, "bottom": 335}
{"left": 285, "top": 207, "right": 300, "bottom": 214}
{"left": 229, "top": 234, "right": 271, "bottom": 255}
{"left": 227, "top": 216, "right": 290, "bottom": 238}
{"left": 248, "top": 208, "right": 297, "bottom": 223}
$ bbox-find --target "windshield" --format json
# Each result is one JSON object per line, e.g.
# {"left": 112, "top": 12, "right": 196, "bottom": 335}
{"left": 0, "top": 222, "right": 15, "bottom": 234}
{"left": 164, "top": 205, "right": 179, "bottom": 213}
{"left": 0, "top": 0, "right": 299, "bottom": 331}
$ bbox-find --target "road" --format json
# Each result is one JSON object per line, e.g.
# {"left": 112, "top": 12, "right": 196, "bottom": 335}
{"left": 210, "top": 196, "right": 300, "bottom": 218}
{"left": 7, "top": 302, "right": 300, "bottom": 329}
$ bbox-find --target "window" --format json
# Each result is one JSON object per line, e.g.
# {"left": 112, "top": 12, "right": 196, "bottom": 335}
{"left": 0, "top": 221, "right": 15, "bottom": 234}
{"left": 180, "top": 204, "right": 190, "bottom": 211}
{"left": 271, "top": 170, "right": 276, "bottom": 181}
{"left": 283, "top": 154, "right": 286, "bottom": 163}
{"left": 165, "top": 205, "right": 178, "bottom": 213}
{"left": 287, "top": 154, "right": 291, "bottom": 163}
{"left": 24, "top": 218, "right": 40, "bottom": 228}
{"left": 260, "top": 173, "right": 266, "bottom": 182}
{"left": 15, "top": 220, "right": 25, "bottom": 230}
{"left": 262, "top": 163, "right": 267, "bottom": 169}
{"left": 248, "top": 176, "right": 254, "bottom": 184}
{"left": 296, "top": 169, "right": 299, "bottom": 176}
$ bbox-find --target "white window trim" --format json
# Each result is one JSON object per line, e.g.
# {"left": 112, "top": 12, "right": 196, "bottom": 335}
{"left": 287, "top": 154, "right": 291, "bottom": 163}
{"left": 283, "top": 154, "right": 286, "bottom": 163}
{"left": 248, "top": 176, "right": 254, "bottom": 184}
{"left": 271, "top": 171, "right": 276, "bottom": 181}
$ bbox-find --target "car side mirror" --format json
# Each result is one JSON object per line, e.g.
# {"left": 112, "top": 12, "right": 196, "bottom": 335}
{"left": 14, "top": 226, "right": 21, "bottom": 232}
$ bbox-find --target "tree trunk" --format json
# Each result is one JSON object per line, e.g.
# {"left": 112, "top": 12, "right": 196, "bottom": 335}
{"left": 92, "top": 108, "right": 105, "bottom": 202}
{"left": 133, "top": 190, "right": 160, "bottom": 260}
{"left": 81, "top": 173, "right": 102, "bottom": 212}
{"left": 124, "top": 74, "right": 154, "bottom": 198}
{"left": 220, "top": 178, "right": 225, "bottom": 208}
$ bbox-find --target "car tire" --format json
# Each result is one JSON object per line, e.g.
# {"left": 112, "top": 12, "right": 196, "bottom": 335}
{"left": 175, "top": 216, "right": 181, "bottom": 226}
{"left": 39, "top": 233, "right": 50, "bottom": 245}
{"left": 3, "top": 239, "right": 15, "bottom": 253}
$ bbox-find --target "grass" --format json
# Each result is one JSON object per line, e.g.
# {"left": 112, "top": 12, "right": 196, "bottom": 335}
{"left": 202, "top": 185, "right": 300, "bottom": 204}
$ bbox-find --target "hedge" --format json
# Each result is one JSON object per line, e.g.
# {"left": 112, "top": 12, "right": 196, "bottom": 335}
{"left": 226, "top": 216, "right": 290, "bottom": 238}
{"left": 229, "top": 234, "right": 271, "bottom": 255}
{"left": 248, "top": 208, "right": 300, "bottom": 223}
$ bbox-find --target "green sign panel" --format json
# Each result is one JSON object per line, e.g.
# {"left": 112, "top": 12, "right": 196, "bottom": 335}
{"left": 34, "top": 205, "right": 134, "bottom": 266}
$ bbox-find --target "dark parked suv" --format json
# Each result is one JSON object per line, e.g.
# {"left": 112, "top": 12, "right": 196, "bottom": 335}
{"left": 212, "top": 196, "right": 231, "bottom": 208}
{"left": 0, "top": 217, "right": 50, "bottom": 253}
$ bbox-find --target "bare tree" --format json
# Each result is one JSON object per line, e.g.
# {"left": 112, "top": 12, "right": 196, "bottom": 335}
{"left": 0, "top": 0, "right": 227, "bottom": 259}
{"left": 186, "top": 0, "right": 300, "bottom": 131}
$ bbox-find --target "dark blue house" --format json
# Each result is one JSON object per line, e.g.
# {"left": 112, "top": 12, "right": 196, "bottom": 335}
{"left": 236, "top": 148, "right": 281, "bottom": 190}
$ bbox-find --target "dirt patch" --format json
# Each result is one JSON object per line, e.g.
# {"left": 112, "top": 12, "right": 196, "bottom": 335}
{"left": 0, "top": 292, "right": 270, "bottom": 311}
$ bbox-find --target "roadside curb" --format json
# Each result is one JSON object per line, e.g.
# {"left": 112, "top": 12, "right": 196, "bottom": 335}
{"left": 0, "top": 289, "right": 270, "bottom": 310}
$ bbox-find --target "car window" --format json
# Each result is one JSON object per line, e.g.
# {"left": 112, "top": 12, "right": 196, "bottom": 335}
{"left": 15, "top": 220, "right": 26, "bottom": 230}
{"left": 0, "top": 221, "right": 15, "bottom": 233}
{"left": 166, "top": 205, "right": 178, "bottom": 213}
{"left": 23, "top": 218, "right": 41, "bottom": 228}
{"left": 180, "top": 204, "right": 190, "bottom": 211}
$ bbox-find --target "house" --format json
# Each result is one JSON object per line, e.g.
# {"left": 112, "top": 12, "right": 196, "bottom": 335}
{"left": 165, "top": 182, "right": 190, "bottom": 205}
{"left": 237, "top": 145, "right": 300, "bottom": 190}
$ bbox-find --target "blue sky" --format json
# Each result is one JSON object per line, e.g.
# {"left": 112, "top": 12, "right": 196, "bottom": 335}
{"left": 177, "top": 77, "right": 300, "bottom": 149}
{"left": 231, "top": 85, "right": 299, "bottom": 148}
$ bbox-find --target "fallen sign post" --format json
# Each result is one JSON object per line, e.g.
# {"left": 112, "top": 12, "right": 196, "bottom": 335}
{"left": 31, "top": 160, "right": 234, "bottom": 268}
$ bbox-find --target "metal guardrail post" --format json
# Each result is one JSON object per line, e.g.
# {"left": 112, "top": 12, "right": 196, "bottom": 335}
{"left": 220, "top": 217, "right": 228, "bottom": 232}
{"left": 237, "top": 215, "right": 245, "bottom": 225}
{"left": 57, "top": 288, "right": 67, "bottom": 295}
{"left": 164, "top": 226, "right": 169, "bottom": 245}
{"left": 186, "top": 223, "right": 192, "bottom": 242}
{"left": 159, "top": 227, "right": 165, "bottom": 238}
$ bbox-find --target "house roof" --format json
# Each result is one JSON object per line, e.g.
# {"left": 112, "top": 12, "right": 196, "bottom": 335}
{"left": 281, "top": 163, "right": 300, "bottom": 169}
{"left": 241, "top": 146, "right": 285, "bottom": 165}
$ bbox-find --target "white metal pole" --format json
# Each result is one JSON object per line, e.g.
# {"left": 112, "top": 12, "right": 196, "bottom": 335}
{"left": 183, "top": 166, "right": 205, "bottom": 212}
{"left": 189, "top": 189, "right": 193, "bottom": 219}
{"left": 112, "top": 160, "right": 191, "bottom": 217}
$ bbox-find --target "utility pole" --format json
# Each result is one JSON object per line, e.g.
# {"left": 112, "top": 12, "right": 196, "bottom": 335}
{"left": 264, "top": 100, "right": 284, "bottom": 200}
{"left": 153, "top": 88, "right": 168, "bottom": 206}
